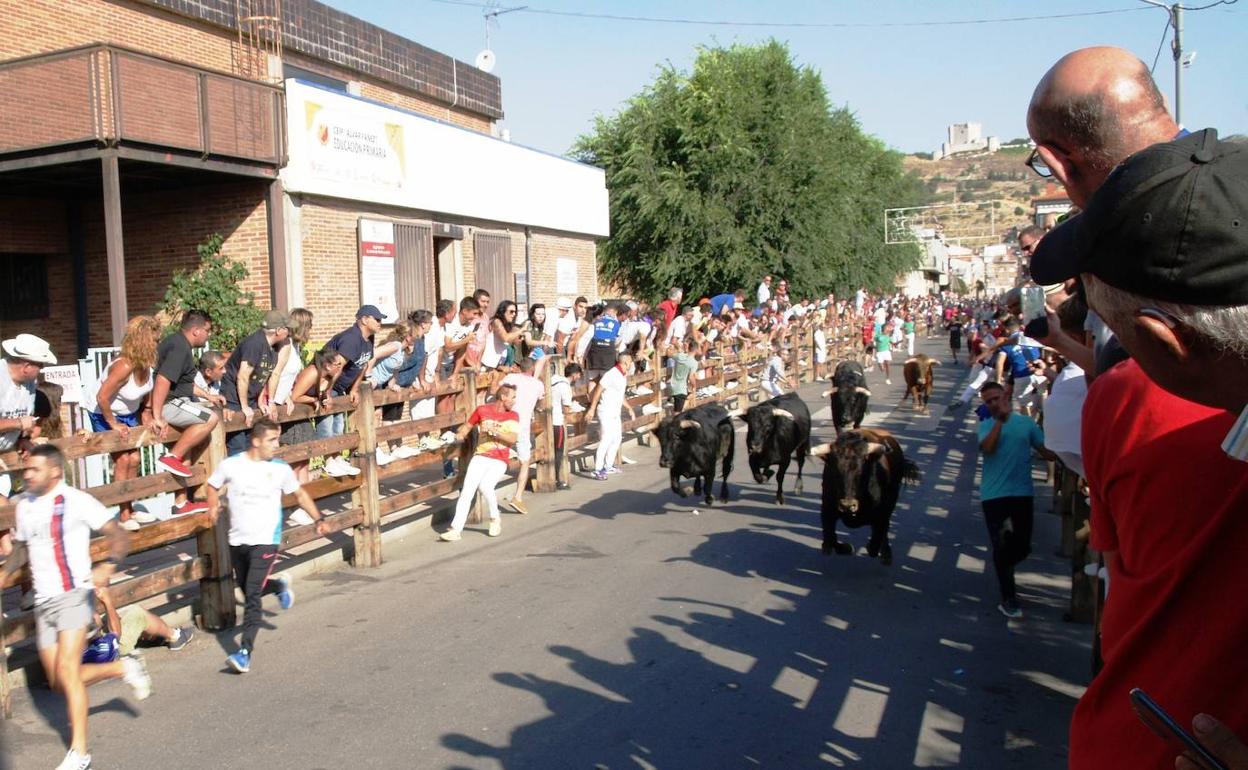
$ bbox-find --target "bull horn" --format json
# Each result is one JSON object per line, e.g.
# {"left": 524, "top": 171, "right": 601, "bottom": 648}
{"left": 810, "top": 443, "right": 833, "bottom": 457}
{"left": 865, "top": 442, "right": 888, "bottom": 456}
{"left": 726, "top": 408, "right": 745, "bottom": 418}
{"left": 771, "top": 409, "right": 795, "bottom": 420}
{"left": 853, "top": 386, "right": 872, "bottom": 396}
{"left": 822, "top": 388, "right": 836, "bottom": 398}
{"left": 929, "top": 359, "right": 942, "bottom": 366}
{"left": 679, "top": 419, "right": 698, "bottom": 429}
{"left": 904, "top": 357, "right": 918, "bottom": 365}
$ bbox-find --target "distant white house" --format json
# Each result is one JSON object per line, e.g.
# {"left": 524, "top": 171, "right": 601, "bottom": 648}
{"left": 933, "top": 122, "right": 1001, "bottom": 160}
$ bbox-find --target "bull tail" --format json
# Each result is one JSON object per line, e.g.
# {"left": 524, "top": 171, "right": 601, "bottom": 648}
{"left": 900, "top": 458, "right": 922, "bottom": 485}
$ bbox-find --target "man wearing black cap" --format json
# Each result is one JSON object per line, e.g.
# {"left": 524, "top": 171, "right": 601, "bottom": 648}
{"left": 318, "top": 306, "right": 382, "bottom": 442}
{"left": 220, "top": 309, "right": 291, "bottom": 455}
{"left": 1029, "top": 128, "right": 1248, "bottom": 770}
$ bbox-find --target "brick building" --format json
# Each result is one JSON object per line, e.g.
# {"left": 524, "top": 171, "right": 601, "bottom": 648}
{"left": 0, "top": 0, "right": 607, "bottom": 356}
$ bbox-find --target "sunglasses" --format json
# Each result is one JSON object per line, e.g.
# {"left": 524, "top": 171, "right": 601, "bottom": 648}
{"left": 1025, "top": 147, "right": 1052, "bottom": 178}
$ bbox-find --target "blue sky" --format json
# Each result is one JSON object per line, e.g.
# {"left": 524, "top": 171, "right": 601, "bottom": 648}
{"left": 333, "top": 0, "right": 1247, "bottom": 156}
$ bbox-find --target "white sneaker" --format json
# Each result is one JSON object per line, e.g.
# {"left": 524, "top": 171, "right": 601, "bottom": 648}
{"left": 439, "top": 529, "right": 462, "bottom": 542}
{"left": 342, "top": 460, "right": 361, "bottom": 476}
{"left": 440, "top": 431, "right": 457, "bottom": 444}
{"left": 323, "top": 457, "right": 349, "bottom": 477}
{"left": 392, "top": 445, "right": 420, "bottom": 459}
{"left": 641, "top": 403, "right": 662, "bottom": 415}
{"left": 620, "top": 455, "right": 638, "bottom": 465}
{"left": 123, "top": 654, "right": 151, "bottom": 700}
{"left": 55, "top": 749, "right": 92, "bottom": 770}
{"left": 132, "top": 510, "right": 157, "bottom": 524}
{"left": 287, "top": 509, "right": 314, "bottom": 526}
{"left": 633, "top": 386, "right": 653, "bottom": 396}
{"left": 119, "top": 518, "right": 141, "bottom": 532}
{"left": 376, "top": 448, "right": 394, "bottom": 466}
{"left": 488, "top": 519, "right": 501, "bottom": 537}
{"left": 418, "top": 436, "right": 442, "bottom": 452}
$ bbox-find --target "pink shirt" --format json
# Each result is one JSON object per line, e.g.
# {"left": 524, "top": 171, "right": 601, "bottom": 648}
{"left": 501, "top": 372, "right": 544, "bottom": 423}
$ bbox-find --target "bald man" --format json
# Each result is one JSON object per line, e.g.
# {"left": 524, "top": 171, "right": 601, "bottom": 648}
{"left": 1027, "top": 46, "right": 1180, "bottom": 209}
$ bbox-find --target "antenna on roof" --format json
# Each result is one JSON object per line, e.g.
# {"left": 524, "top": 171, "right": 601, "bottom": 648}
{"left": 476, "top": 1, "right": 526, "bottom": 73}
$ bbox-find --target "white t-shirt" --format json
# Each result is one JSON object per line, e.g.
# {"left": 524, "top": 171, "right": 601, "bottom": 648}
{"left": 15, "top": 482, "right": 113, "bottom": 602}
{"left": 424, "top": 319, "right": 446, "bottom": 378}
{"left": 765, "top": 355, "right": 786, "bottom": 386}
{"left": 482, "top": 325, "right": 510, "bottom": 369}
{"left": 665, "top": 315, "right": 689, "bottom": 346}
{"left": 0, "top": 364, "right": 36, "bottom": 451}
{"left": 596, "top": 365, "right": 628, "bottom": 416}
{"left": 757, "top": 282, "right": 771, "bottom": 307}
{"left": 617, "top": 320, "right": 651, "bottom": 352}
{"left": 550, "top": 376, "right": 574, "bottom": 428}
{"left": 556, "top": 312, "right": 579, "bottom": 339}
{"left": 574, "top": 321, "right": 594, "bottom": 362}
{"left": 272, "top": 345, "right": 303, "bottom": 404}
{"left": 500, "top": 372, "right": 544, "bottom": 424}
{"left": 1043, "top": 363, "right": 1087, "bottom": 477}
{"left": 207, "top": 454, "right": 300, "bottom": 547}
{"left": 873, "top": 306, "right": 888, "bottom": 326}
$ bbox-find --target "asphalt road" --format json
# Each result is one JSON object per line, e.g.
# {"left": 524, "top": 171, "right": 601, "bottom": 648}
{"left": 1, "top": 334, "right": 1090, "bottom": 769}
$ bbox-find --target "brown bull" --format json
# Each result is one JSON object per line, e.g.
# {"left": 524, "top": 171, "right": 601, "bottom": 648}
{"left": 901, "top": 354, "right": 941, "bottom": 413}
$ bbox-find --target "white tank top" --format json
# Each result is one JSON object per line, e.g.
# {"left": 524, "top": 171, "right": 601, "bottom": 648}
{"left": 272, "top": 344, "right": 303, "bottom": 403}
{"left": 481, "top": 326, "right": 509, "bottom": 369}
{"left": 83, "top": 358, "right": 154, "bottom": 416}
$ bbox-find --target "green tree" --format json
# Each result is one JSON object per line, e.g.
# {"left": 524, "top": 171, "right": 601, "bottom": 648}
{"left": 573, "top": 41, "right": 921, "bottom": 302}
{"left": 159, "top": 234, "right": 263, "bottom": 351}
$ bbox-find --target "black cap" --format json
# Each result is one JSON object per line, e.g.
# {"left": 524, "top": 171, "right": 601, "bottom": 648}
{"left": 356, "top": 304, "right": 385, "bottom": 320}
{"left": 1029, "top": 128, "right": 1248, "bottom": 306}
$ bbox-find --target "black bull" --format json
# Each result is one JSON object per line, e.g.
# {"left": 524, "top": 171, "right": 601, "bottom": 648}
{"left": 740, "top": 393, "right": 811, "bottom": 505}
{"left": 654, "top": 403, "right": 735, "bottom": 505}
{"left": 813, "top": 428, "right": 921, "bottom": 565}
{"left": 823, "top": 360, "right": 871, "bottom": 436}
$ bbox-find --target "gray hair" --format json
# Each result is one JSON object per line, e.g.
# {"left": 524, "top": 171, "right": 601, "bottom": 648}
{"left": 668, "top": 287, "right": 683, "bottom": 301}
{"left": 1083, "top": 275, "right": 1248, "bottom": 359}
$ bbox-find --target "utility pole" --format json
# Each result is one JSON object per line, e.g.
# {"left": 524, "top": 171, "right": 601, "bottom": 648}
{"left": 1141, "top": 1, "right": 1186, "bottom": 125}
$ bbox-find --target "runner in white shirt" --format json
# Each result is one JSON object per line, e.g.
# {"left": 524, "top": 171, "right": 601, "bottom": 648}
{"left": 207, "top": 418, "right": 327, "bottom": 674}
{"left": 586, "top": 354, "right": 636, "bottom": 480}
{"left": 4, "top": 444, "right": 145, "bottom": 770}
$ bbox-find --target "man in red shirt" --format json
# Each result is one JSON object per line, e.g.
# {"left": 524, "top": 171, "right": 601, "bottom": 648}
{"left": 656, "top": 287, "right": 682, "bottom": 329}
{"left": 440, "top": 384, "right": 519, "bottom": 542}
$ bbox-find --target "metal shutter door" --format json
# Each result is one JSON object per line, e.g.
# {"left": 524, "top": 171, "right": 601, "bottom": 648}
{"left": 395, "top": 223, "right": 435, "bottom": 316}
{"left": 473, "top": 231, "right": 514, "bottom": 304}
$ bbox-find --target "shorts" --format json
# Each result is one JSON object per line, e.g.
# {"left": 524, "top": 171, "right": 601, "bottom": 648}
{"left": 35, "top": 588, "right": 95, "bottom": 649}
{"left": 162, "top": 397, "right": 214, "bottom": 428}
{"left": 875, "top": 350, "right": 893, "bottom": 364}
{"left": 117, "top": 604, "right": 149, "bottom": 656}
{"left": 89, "top": 411, "right": 141, "bottom": 432}
{"left": 815, "top": 349, "right": 828, "bottom": 364}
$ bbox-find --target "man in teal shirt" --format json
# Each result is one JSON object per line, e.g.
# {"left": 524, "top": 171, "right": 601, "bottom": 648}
{"left": 977, "top": 381, "right": 1056, "bottom": 618}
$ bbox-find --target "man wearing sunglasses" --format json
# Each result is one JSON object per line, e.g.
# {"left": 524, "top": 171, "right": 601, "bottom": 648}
{"left": 1028, "top": 52, "right": 1248, "bottom": 769}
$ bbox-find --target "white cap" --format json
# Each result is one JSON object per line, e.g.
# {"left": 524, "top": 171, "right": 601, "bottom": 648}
{"left": 556, "top": 297, "right": 573, "bottom": 310}
{"left": 2, "top": 333, "right": 56, "bottom": 365}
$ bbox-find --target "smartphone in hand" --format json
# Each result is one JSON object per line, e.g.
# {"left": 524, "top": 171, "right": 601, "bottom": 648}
{"left": 1129, "top": 688, "right": 1228, "bottom": 770}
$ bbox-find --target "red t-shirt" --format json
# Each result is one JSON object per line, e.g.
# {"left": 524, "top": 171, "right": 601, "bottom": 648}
{"left": 1071, "top": 360, "right": 1248, "bottom": 769}
{"left": 657, "top": 299, "right": 678, "bottom": 328}
{"left": 468, "top": 402, "right": 520, "bottom": 463}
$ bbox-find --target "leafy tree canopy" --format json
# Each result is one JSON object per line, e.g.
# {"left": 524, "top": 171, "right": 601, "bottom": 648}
{"left": 159, "top": 234, "right": 263, "bottom": 352}
{"left": 574, "top": 40, "right": 922, "bottom": 303}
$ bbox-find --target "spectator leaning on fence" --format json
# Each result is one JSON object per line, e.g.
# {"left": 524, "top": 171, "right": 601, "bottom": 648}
{"left": 283, "top": 348, "right": 349, "bottom": 487}
{"left": 318, "top": 305, "right": 382, "bottom": 479}
{"left": 3, "top": 444, "right": 144, "bottom": 770}
{"left": 220, "top": 309, "right": 290, "bottom": 456}
{"left": 440, "top": 382, "right": 520, "bottom": 542}
{"left": 0, "top": 333, "right": 55, "bottom": 498}
{"left": 151, "top": 310, "right": 218, "bottom": 516}
{"left": 193, "top": 349, "right": 226, "bottom": 406}
{"left": 207, "top": 418, "right": 327, "bottom": 675}
{"left": 81, "top": 315, "right": 161, "bottom": 531}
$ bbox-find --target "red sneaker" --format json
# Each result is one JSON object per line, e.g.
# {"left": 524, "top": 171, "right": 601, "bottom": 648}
{"left": 172, "top": 500, "right": 208, "bottom": 516}
{"left": 158, "top": 455, "right": 193, "bottom": 478}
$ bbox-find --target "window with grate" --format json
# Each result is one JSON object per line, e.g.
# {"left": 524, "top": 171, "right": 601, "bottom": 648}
{"left": 0, "top": 253, "right": 50, "bottom": 320}
{"left": 472, "top": 231, "right": 514, "bottom": 304}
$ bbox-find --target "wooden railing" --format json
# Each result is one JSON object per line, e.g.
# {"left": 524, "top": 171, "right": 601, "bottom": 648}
{"left": 0, "top": 316, "right": 865, "bottom": 716}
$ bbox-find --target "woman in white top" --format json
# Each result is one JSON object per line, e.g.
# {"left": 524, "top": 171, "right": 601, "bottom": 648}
{"left": 482, "top": 301, "right": 525, "bottom": 371}
{"left": 271, "top": 308, "right": 312, "bottom": 413}
{"left": 82, "top": 315, "right": 160, "bottom": 530}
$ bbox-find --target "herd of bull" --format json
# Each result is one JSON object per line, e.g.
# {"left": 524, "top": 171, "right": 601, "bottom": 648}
{"left": 653, "top": 363, "right": 923, "bottom": 565}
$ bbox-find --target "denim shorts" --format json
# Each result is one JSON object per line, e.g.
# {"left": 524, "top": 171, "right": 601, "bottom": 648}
{"left": 88, "top": 411, "right": 141, "bottom": 432}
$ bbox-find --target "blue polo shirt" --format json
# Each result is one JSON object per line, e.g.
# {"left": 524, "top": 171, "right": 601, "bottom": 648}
{"left": 977, "top": 414, "right": 1045, "bottom": 501}
{"left": 709, "top": 293, "right": 736, "bottom": 317}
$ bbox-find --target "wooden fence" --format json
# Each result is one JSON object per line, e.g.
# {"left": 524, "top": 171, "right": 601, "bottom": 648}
{"left": 0, "top": 317, "right": 864, "bottom": 716}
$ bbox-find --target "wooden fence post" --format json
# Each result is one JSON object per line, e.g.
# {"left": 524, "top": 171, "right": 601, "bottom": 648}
{"left": 1, "top": 586, "right": 9, "bottom": 718}
{"left": 651, "top": 344, "right": 664, "bottom": 415}
{"left": 197, "top": 418, "right": 234, "bottom": 630}
{"left": 535, "top": 356, "right": 557, "bottom": 493}
{"left": 351, "top": 383, "right": 382, "bottom": 568}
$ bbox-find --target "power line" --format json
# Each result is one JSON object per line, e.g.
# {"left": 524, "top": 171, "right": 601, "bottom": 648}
{"left": 430, "top": 0, "right": 1156, "bottom": 29}
{"left": 1149, "top": 15, "right": 1171, "bottom": 72}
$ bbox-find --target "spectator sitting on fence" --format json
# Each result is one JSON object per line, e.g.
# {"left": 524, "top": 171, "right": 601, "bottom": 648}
{"left": 445, "top": 296, "right": 482, "bottom": 379}
{"left": 548, "top": 362, "right": 582, "bottom": 492}
{"left": 440, "top": 382, "right": 519, "bottom": 542}
{"left": 207, "top": 417, "right": 328, "bottom": 675}
{"left": 283, "top": 348, "right": 349, "bottom": 494}
{"left": 522, "top": 303, "right": 555, "bottom": 359}
{"left": 497, "top": 356, "right": 544, "bottom": 515}
{"left": 368, "top": 319, "right": 422, "bottom": 466}
{"left": 151, "top": 311, "right": 218, "bottom": 516}
{"left": 482, "top": 300, "right": 525, "bottom": 373}
{"left": 3, "top": 443, "right": 145, "bottom": 770}
{"left": 220, "top": 309, "right": 290, "bottom": 456}
{"left": 81, "top": 315, "right": 162, "bottom": 531}
{"left": 193, "top": 349, "right": 226, "bottom": 407}
{"left": 318, "top": 305, "right": 383, "bottom": 477}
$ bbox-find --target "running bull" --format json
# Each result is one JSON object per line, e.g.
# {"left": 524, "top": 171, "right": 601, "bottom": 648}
{"left": 811, "top": 428, "right": 921, "bottom": 565}
{"left": 823, "top": 360, "right": 871, "bottom": 436}
{"left": 739, "top": 393, "right": 811, "bottom": 505}
{"left": 902, "top": 354, "right": 941, "bottom": 413}
{"left": 654, "top": 402, "right": 736, "bottom": 506}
